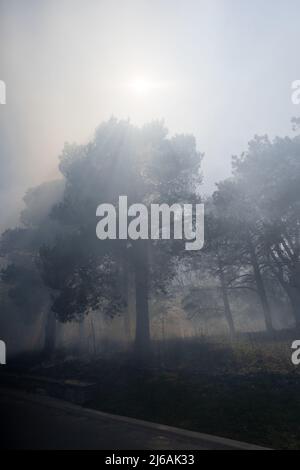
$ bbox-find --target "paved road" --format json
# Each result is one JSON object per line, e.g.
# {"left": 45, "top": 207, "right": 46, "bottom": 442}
{"left": 0, "top": 388, "right": 265, "bottom": 450}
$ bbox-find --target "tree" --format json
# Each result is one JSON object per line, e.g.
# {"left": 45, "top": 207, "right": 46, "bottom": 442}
{"left": 40, "top": 118, "right": 203, "bottom": 357}
{"left": 0, "top": 180, "right": 65, "bottom": 355}
{"left": 212, "top": 179, "right": 274, "bottom": 332}
{"left": 232, "top": 133, "right": 300, "bottom": 327}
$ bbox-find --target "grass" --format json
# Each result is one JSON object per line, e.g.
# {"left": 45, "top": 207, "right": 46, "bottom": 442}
{"left": 7, "top": 330, "right": 300, "bottom": 449}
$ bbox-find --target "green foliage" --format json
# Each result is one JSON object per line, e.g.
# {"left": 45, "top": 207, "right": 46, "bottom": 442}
{"left": 41, "top": 118, "right": 203, "bottom": 326}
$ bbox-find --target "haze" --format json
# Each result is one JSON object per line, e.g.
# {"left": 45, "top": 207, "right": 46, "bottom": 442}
{"left": 1, "top": 0, "right": 300, "bottom": 230}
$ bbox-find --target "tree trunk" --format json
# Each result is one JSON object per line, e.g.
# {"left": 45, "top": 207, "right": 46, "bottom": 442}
{"left": 268, "top": 251, "right": 300, "bottom": 327}
{"left": 217, "top": 256, "right": 236, "bottom": 338}
{"left": 288, "top": 261, "right": 300, "bottom": 328}
{"left": 44, "top": 309, "right": 56, "bottom": 357}
{"left": 248, "top": 239, "right": 274, "bottom": 332}
{"left": 90, "top": 316, "right": 97, "bottom": 356}
{"left": 133, "top": 240, "right": 151, "bottom": 357}
{"left": 284, "top": 285, "right": 300, "bottom": 328}
{"left": 120, "top": 256, "right": 133, "bottom": 343}
{"left": 78, "top": 320, "right": 85, "bottom": 354}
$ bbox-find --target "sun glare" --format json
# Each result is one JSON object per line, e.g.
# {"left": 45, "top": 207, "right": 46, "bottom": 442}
{"left": 129, "top": 77, "right": 163, "bottom": 96}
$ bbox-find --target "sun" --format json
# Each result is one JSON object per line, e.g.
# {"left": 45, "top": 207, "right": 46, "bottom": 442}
{"left": 129, "top": 77, "right": 162, "bottom": 96}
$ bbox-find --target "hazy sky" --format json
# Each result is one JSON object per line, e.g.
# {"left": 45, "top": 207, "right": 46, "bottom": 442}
{"left": 1, "top": 0, "right": 300, "bottom": 230}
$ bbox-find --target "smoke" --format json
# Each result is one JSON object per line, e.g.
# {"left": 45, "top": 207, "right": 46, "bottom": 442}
{"left": 1, "top": 0, "right": 300, "bottom": 226}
